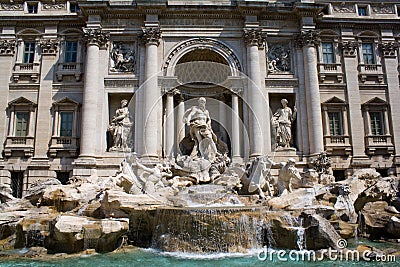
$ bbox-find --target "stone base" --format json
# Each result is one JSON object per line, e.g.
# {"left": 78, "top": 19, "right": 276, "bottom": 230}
{"left": 270, "top": 148, "right": 300, "bottom": 163}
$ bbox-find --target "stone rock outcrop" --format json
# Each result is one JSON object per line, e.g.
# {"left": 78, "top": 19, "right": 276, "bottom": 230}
{"left": 24, "top": 178, "right": 61, "bottom": 205}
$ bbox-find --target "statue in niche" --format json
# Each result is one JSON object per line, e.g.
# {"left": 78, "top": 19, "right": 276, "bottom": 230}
{"left": 267, "top": 44, "right": 291, "bottom": 73}
{"left": 108, "top": 99, "right": 132, "bottom": 151}
{"left": 272, "top": 99, "right": 296, "bottom": 149}
{"left": 110, "top": 43, "right": 135, "bottom": 72}
{"left": 265, "top": 157, "right": 302, "bottom": 195}
{"left": 182, "top": 97, "right": 218, "bottom": 162}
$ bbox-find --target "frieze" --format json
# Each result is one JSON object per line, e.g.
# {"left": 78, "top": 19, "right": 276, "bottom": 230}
{"left": 339, "top": 41, "right": 360, "bottom": 57}
{"left": 372, "top": 5, "right": 394, "bottom": 14}
{"left": 110, "top": 42, "right": 136, "bottom": 73}
{"left": 379, "top": 42, "right": 398, "bottom": 57}
{"left": 295, "top": 30, "right": 320, "bottom": 47}
{"left": 160, "top": 18, "right": 242, "bottom": 27}
{"left": 39, "top": 38, "right": 59, "bottom": 54}
{"left": 243, "top": 29, "right": 266, "bottom": 48}
{"left": 0, "top": 3, "right": 22, "bottom": 10}
{"left": 267, "top": 43, "right": 291, "bottom": 73}
{"left": 141, "top": 27, "right": 161, "bottom": 46}
{"left": 332, "top": 4, "right": 355, "bottom": 13}
{"left": 104, "top": 78, "right": 138, "bottom": 89}
{"left": 0, "top": 39, "right": 16, "bottom": 55}
{"left": 260, "top": 20, "right": 297, "bottom": 28}
{"left": 42, "top": 3, "right": 65, "bottom": 10}
{"left": 83, "top": 28, "right": 109, "bottom": 47}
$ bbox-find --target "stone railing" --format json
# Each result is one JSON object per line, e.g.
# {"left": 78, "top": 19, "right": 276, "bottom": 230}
{"left": 49, "top": 136, "right": 79, "bottom": 157}
{"left": 324, "top": 135, "right": 352, "bottom": 155}
{"left": 317, "top": 63, "right": 343, "bottom": 83}
{"left": 56, "top": 62, "right": 83, "bottom": 82}
{"left": 365, "top": 135, "right": 394, "bottom": 155}
{"left": 358, "top": 64, "right": 383, "bottom": 83}
{"left": 4, "top": 136, "right": 34, "bottom": 157}
{"left": 12, "top": 62, "right": 40, "bottom": 83}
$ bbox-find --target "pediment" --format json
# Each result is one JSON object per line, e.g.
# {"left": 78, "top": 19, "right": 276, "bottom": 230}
{"left": 8, "top": 97, "right": 36, "bottom": 107}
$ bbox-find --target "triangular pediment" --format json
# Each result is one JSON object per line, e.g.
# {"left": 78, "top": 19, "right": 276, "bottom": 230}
{"left": 363, "top": 97, "right": 387, "bottom": 105}
{"left": 52, "top": 97, "right": 80, "bottom": 107}
{"left": 8, "top": 97, "right": 36, "bottom": 107}
{"left": 323, "top": 96, "right": 346, "bottom": 104}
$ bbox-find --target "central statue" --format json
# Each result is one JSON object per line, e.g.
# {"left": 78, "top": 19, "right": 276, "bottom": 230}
{"left": 183, "top": 97, "right": 218, "bottom": 162}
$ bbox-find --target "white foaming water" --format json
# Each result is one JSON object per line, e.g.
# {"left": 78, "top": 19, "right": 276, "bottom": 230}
{"left": 141, "top": 248, "right": 259, "bottom": 260}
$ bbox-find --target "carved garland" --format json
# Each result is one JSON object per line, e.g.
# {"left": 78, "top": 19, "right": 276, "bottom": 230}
{"left": 39, "top": 39, "right": 60, "bottom": 54}
{"left": 141, "top": 27, "right": 161, "bottom": 46}
{"left": 163, "top": 38, "right": 242, "bottom": 74}
{"left": 0, "top": 39, "right": 16, "bottom": 55}
{"left": 339, "top": 41, "right": 360, "bottom": 57}
{"left": 83, "top": 28, "right": 109, "bottom": 47}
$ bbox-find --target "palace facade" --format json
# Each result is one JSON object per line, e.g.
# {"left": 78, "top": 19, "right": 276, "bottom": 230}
{"left": 1, "top": 0, "right": 400, "bottom": 196}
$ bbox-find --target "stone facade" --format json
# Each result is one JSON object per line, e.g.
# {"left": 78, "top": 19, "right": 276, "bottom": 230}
{"left": 1, "top": 0, "right": 400, "bottom": 195}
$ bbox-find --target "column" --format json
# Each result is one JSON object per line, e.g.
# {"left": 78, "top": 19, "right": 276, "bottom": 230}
{"left": 231, "top": 93, "right": 241, "bottom": 160}
{"left": 340, "top": 40, "right": 369, "bottom": 163}
{"left": 296, "top": 30, "right": 324, "bottom": 155}
{"left": 0, "top": 39, "right": 16, "bottom": 159}
{"left": 79, "top": 28, "right": 109, "bottom": 158}
{"left": 34, "top": 38, "right": 59, "bottom": 159}
{"left": 141, "top": 27, "right": 161, "bottom": 160}
{"left": 176, "top": 94, "right": 185, "bottom": 153}
{"left": 165, "top": 90, "right": 174, "bottom": 159}
{"left": 218, "top": 95, "right": 227, "bottom": 143}
{"left": 380, "top": 42, "right": 400, "bottom": 169}
{"left": 243, "top": 28, "right": 269, "bottom": 158}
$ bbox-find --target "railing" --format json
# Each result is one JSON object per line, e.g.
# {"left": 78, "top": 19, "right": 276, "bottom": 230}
{"left": 56, "top": 62, "right": 83, "bottom": 81}
{"left": 358, "top": 64, "right": 382, "bottom": 73}
{"left": 14, "top": 62, "right": 40, "bottom": 73}
{"left": 366, "top": 135, "right": 392, "bottom": 145}
{"left": 49, "top": 136, "right": 79, "bottom": 157}
{"left": 4, "top": 136, "right": 34, "bottom": 157}
{"left": 11, "top": 137, "right": 27, "bottom": 144}
{"left": 324, "top": 135, "right": 350, "bottom": 145}
{"left": 56, "top": 137, "right": 73, "bottom": 145}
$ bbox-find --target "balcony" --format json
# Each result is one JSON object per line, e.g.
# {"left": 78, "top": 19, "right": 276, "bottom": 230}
{"left": 12, "top": 62, "right": 40, "bottom": 83}
{"left": 358, "top": 64, "right": 384, "bottom": 83}
{"left": 49, "top": 136, "right": 79, "bottom": 157}
{"left": 324, "top": 135, "right": 352, "bottom": 155}
{"left": 365, "top": 135, "right": 394, "bottom": 155}
{"left": 56, "top": 62, "right": 83, "bottom": 82}
{"left": 4, "top": 136, "right": 34, "bottom": 157}
{"left": 317, "top": 63, "right": 343, "bottom": 83}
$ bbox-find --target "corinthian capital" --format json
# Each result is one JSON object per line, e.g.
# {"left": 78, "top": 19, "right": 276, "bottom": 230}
{"left": 141, "top": 27, "right": 161, "bottom": 46}
{"left": 0, "top": 39, "right": 16, "bottom": 55}
{"left": 379, "top": 42, "right": 399, "bottom": 58}
{"left": 83, "top": 28, "right": 109, "bottom": 47}
{"left": 339, "top": 41, "right": 360, "bottom": 57}
{"left": 39, "top": 38, "right": 60, "bottom": 55}
{"left": 243, "top": 29, "right": 266, "bottom": 48}
{"left": 295, "top": 30, "right": 320, "bottom": 47}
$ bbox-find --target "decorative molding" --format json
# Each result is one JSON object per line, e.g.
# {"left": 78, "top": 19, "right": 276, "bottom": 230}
{"left": 267, "top": 43, "right": 291, "bottom": 73}
{"left": 339, "top": 41, "right": 360, "bottom": 57}
{"left": 141, "top": 27, "right": 161, "bottom": 46}
{"left": 0, "top": 3, "right": 22, "bottom": 10}
{"left": 332, "top": 4, "right": 355, "bottom": 13}
{"left": 83, "top": 28, "right": 109, "bottom": 47}
{"left": 295, "top": 30, "right": 320, "bottom": 48}
{"left": 372, "top": 5, "right": 394, "bottom": 14}
{"left": 39, "top": 38, "right": 60, "bottom": 55}
{"left": 0, "top": 39, "right": 16, "bottom": 55}
{"left": 42, "top": 3, "right": 65, "bottom": 10}
{"left": 110, "top": 42, "right": 136, "bottom": 73}
{"left": 243, "top": 28, "right": 266, "bottom": 48}
{"left": 379, "top": 42, "right": 398, "bottom": 58}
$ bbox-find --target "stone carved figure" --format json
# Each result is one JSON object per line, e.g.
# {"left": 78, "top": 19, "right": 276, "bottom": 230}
{"left": 267, "top": 44, "right": 291, "bottom": 73}
{"left": 272, "top": 99, "right": 296, "bottom": 149}
{"left": 183, "top": 97, "right": 218, "bottom": 162}
{"left": 266, "top": 157, "right": 301, "bottom": 195}
{"left": 244, "top": 156, "right": 272, "bottom": 199}
{"left": 135, "top": 158, "right": 173, "bottom": 194}
{"left": 311, "top": 151, "right": 335, "bottom": 185}
{"left": 110, "top": 43, "right": 135, "bottom": 72}
{"left": 108, "top": 99, "right": 132, "bottom": 151}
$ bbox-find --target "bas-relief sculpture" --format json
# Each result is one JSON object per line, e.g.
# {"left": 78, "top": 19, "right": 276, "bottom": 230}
{"left": 267, "top": 44, "right": 291, "bottom": 73}
{"left": 108, "top": 99, "right": 132, "bottom": 152}
{"left": 110, "top": 43, "right": 136, "bottom": 72}
{"left": 272, "top": 98, "right": 296, "bottom": 150}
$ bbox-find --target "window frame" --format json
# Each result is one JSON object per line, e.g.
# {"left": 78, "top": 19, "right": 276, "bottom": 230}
{"left": 322, "top": 42, "right": 335, "bottom": 64}
{"left": 25, "top": 2, "right": 39, "bottom": 14}
{"left": 328, "top": 111, "right": 343, "bottom": 136}
{"left": 23, "top": 41, "right": 36, "bottom": 64}
{"left": 362, "top": 43, "right": 375, "bottom": 65}
{"left": 64, "top": 41, "right": 78, "bottom": 63}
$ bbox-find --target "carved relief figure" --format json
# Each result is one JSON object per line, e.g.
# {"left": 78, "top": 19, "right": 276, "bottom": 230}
{"left": 272, "top": 99, "right": 296, "bottom": 149}
{"left": 244, "top": 156, "right": 272, "bottom": 199}
{"left": 110, "top": 43, "right": 135, "bottom": 72}
{"left": 267, "top": 44, "right": 291, "bottom": 73}
{"left": 108, "top": 99, "right": 132, "bottom": 151}
{"left": 183, "top": 97, "right": 218, "bottom": 162}
{"left": 135, "top": 158, "right": 173, "bottom": 194}
{"left": 266, "top": 157, "right": 302, "bottom": 195}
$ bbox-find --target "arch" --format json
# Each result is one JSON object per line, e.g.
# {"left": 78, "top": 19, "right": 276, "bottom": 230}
{"left": 319, "top": 29, "right": 340, "bottom": 37}
{"left": 163, "top": 38, "right": 242, "bottom": 77}
{"left": 58, "top": 28, "right": 83, "bottom": 36}
{"left": 356, "top": 30, "right": 379, "bottom": 38}
{"left": 16, "top": 28, "right": 42, "bottom": 36}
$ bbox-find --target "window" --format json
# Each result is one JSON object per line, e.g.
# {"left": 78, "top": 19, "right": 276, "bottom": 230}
{"left": 11, "top": 172, "right": 23, "bottom": 198}
{"left": 60, "top": 112, "right": 73, "bottom": 137}
{"left": 328, "top": 112, "right": 342, "bottom": 136}
{"left": 370, "top": 111, "right": 384, "bottom": 135}
{"left": 23, "top": 42, "right": 35, "bottom": 64}
{"left": 358, "top": 6, "right": 367, "bottom": 16}
{"left": 69, "top": 3, "right": 79, "bottom": 13}
{"left": 27, "top": 3, "right": 38, "bottom": 14}
{"left": 322, "top": 42, "right": 335, "bottom": 64}
{"left": 362, "top": 43, "right": 375, "bottom": 64}
{"left": 65, "top": 41, "right": 77, "bottom": 63}
{"left": 15, "top": 112, "right": 29, "bottom": 137}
